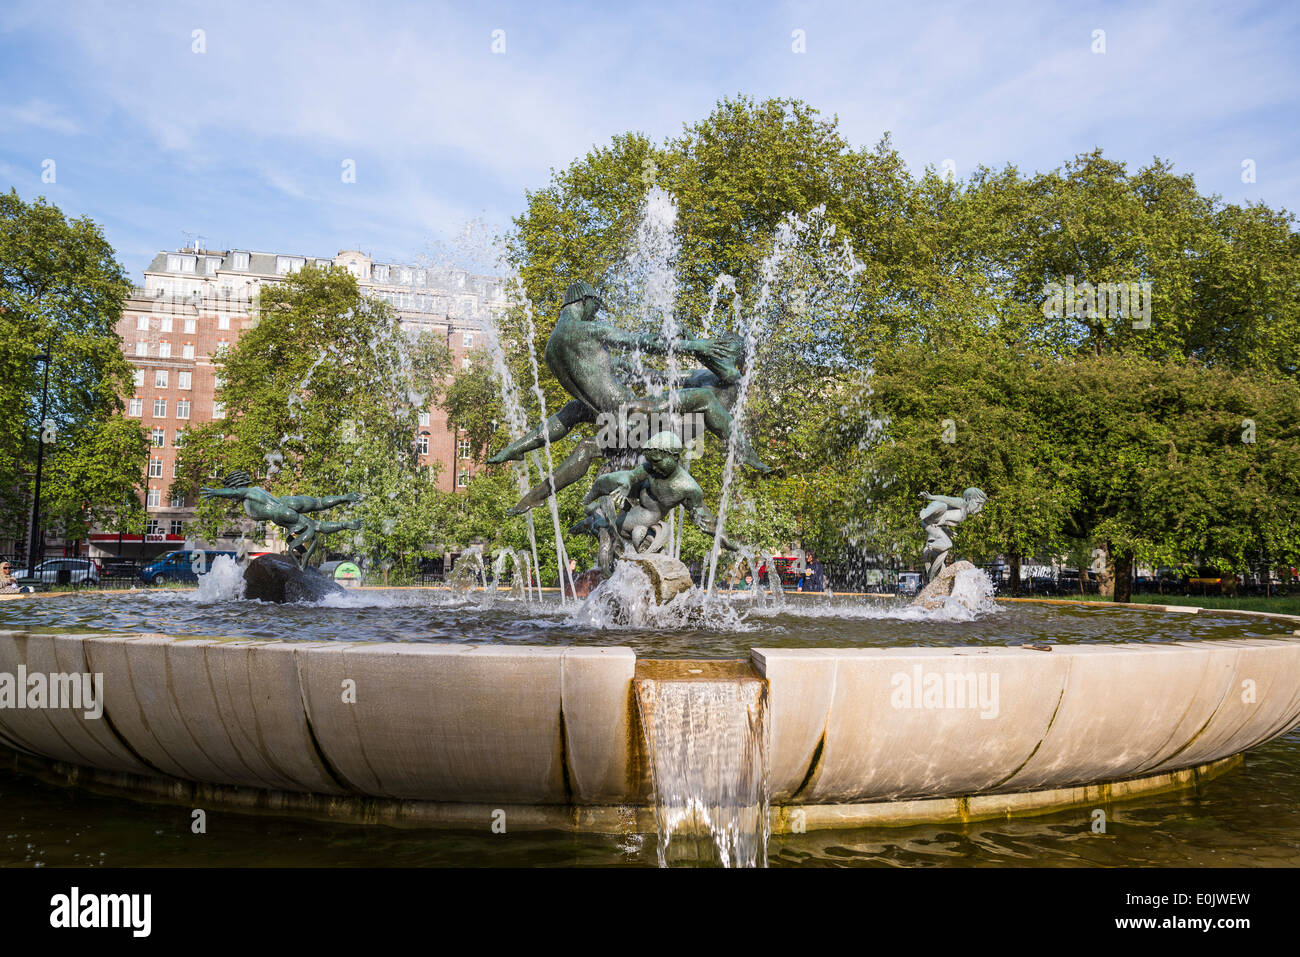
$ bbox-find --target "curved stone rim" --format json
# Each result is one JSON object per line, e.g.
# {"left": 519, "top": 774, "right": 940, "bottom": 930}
{"left": 1, "top": 591, "right": 1298, "bottom": 832}
{"left": 0, "top": 744, "right": 1243, "bottom": 833}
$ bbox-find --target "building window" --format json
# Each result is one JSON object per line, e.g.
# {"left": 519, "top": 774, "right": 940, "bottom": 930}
{"left": 146, "top": 518, "right": 159, "bottom": 534}
{"left": 170, "top": 519, "right": 185, "bottom": 535}
{"left": 417, "top": 435, "right": 429, "bottom": 455}
{"left": 170, "top": 492, "right": 186, "bottom": 509}
{"left": 172, "top": 460, "right": 179, "bottom": 477}
{"left": 184, "top": 317, "right": 196, "bottom": 333}
{"left": 159, "top": 341, "right": 171, "bottom": 359}
{"left": 205, "top": 257, "right": 220, "bottom": 276}
{"left": 146, "top": 488, "right": 161, "bottom": 508}
{"left": 213, "top": 402, "right": 225, "bottom": 419}
{"left": 215, "top": 339, "right": 228, "bottom": 358}
{"left": 166, "top": 254, "right": 197, "bottom": 273}
{"left": 174, "top": 429, "right": 185, "bottom": 446}
{"left": 160, "top": 316, "right": 172, "bottom": 333}
{"left": 461, "top": 356, "right": 470, "bottom": 370}
{"left": 218, "top": 313, "right": 230, "bottom": 330}
{"left": 182, "top": 344, "right": 195, "bottom": 359}
{"left": 153, "top": 398, "right": 166, "bottom": 417}
{"left": 136, "top": 315, "right": 149, "bottom": 331}
{"left": 155, "top": 369, "right": 168, "bottom": 388}
{"left": 148, "top": 459, "right": 163, "bottom": 478}
{"left": 458, "top": 439, "right": 471, "bottom": 459}
{"left": 178, "top": 370, "right": 191, "bottom": 390}
{"left": 176, "top": 400, "right": 190, "bottom": 419}
{"left": 418, "top": 411, "right": 430, "bottom": 427}
{"left": 214, "top": 373, "right": 225, "bottom": 389}
{"left": 135, "top": 342, "right": 148, "bottom": 357}
{"left": 463, "top": 332, "right": 474, "bottom": 347}
{"left": 151, "top": 427, "right": 165, "bottom": 447}
{"left": 128, "top": 397, "right": 143, "bottom": 416}
{"left": 133, "top": 369, "right": 145, "bottom": 387}
{"left": 373, "top": 264, "right": 390, "bottom": 282}
{"left": 233, "top": 251, "right": 249, "bottom": 271}
{"left": 457, "top": 472, "right": 469, "bottom": 487}
{"left": 275, "top": 256, "right": 304, "bottom": 275}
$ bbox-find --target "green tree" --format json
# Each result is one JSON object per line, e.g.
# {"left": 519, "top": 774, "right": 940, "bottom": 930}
{"left": 174, "top": 265, "right": 452, "bottom": 566}
{"left": 0, "top": 189, "right": 147, "bottom": 552}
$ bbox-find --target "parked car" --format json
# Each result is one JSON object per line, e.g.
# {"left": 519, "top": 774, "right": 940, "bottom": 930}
{"left": 140, "top": 550, "right": 237, "bottom": 585}
{"left": 896, "top": 572, "right": 922, "bottom": 596}
{"left": 100, "top": 560, "right": 140, "bottom": 582}
{"left": 13, "top": 557, "right": 101, "bottom": 587}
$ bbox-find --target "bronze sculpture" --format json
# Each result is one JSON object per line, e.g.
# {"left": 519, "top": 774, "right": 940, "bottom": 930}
{"left": 200, "top": 471, "right": 362, "bottom": 571}
{"left": 918, "top": 488, "right": 987, "bottom": 581}
{"left": 488, "top": 281, "right": 769, "bottom": 518}
{"left": 569, "top": 431, "right": 743, "bottom": 578}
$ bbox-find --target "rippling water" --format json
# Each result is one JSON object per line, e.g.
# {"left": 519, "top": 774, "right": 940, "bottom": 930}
{"left": 0, "top": 587, "right": 1292, "bottom": 658}
{"left": 3, "top": 729, "right": 1298, "bottom": 867}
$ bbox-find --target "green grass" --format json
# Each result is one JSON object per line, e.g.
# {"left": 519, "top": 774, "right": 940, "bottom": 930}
{"left": 1064, "top": 592, "right": 1300, "bottom": 615}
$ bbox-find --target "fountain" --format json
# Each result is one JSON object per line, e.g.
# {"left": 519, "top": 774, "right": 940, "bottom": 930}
{"left": 2, "top": 197, "right": 1299, "bottom": 870}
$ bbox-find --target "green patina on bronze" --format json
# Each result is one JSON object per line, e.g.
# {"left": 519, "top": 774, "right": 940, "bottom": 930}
{"left": 492, "top": 280, "right": 758, "bottom": 577}
{"left": 200, "top": 471, "right": 362, "bottom": 571}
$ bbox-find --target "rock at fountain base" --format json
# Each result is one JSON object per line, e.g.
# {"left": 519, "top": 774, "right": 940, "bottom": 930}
{"left": 621, "top": 553, "right": 694, "bottom": 604}
{"left": 243, "top": 553, "right": 345, "bottom": 603}
{"left": 911, "top": 560, "right": 978, "bottom": 609}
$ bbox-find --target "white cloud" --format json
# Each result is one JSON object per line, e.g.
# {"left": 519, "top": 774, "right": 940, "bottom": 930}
{"left": 0, "top": 98, "right": 81, "bottom": 135}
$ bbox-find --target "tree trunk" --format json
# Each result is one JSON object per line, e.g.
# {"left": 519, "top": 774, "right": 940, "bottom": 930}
{"left": 1113, "top": 549, "right": 1133, "bottom": 603}
{"left": 1009, "top": 552, "right": 1021, "bottom": 596}
{"left": 1096, "top": 542, "right": 1114, "bottom": 598}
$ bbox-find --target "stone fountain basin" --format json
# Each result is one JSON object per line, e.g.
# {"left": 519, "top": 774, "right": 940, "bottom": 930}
{"left": 1, "top": 622, "right": 1298, "bottom": 831}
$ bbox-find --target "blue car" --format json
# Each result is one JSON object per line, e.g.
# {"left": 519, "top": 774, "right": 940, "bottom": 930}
{"left": 140, "top": 550, "right": 237, "bottom": 585}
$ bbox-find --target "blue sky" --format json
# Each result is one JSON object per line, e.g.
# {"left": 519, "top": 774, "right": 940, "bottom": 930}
{"left": 1, "top": 0, "right": 1296, "bottom": 280}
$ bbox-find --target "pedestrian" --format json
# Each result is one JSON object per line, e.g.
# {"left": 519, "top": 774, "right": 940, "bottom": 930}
{"left": 806, "top": 551, "right": 826, "bottom": 592}
{"left": 1, "top": 561, "right": 21, "bottom": 593}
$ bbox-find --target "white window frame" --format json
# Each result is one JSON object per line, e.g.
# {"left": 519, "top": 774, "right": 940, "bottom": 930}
{"left": 178, "top": 370, "right": 191, "bottom": 390}
{"left": 155, "top": 370, "right": 168, "bottom": 388}
{"left": 176, "top": 400, "right": 190, "bottom": 419}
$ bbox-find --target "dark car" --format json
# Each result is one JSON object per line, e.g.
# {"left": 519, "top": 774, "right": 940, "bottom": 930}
{"left": 140, "top": 550, "right": 237, "bottom": 585}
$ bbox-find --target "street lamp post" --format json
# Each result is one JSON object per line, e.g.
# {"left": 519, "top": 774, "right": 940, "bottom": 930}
{"left": 27, "top": 347, "right": 52, "bottom": 572}
{"left": 26, "top": 351, "right": 53, "bottom": 574}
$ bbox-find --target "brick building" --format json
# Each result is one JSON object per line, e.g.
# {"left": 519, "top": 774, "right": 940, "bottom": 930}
{"left": 83, "top": 244, "right": 506, "bottom": 561}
